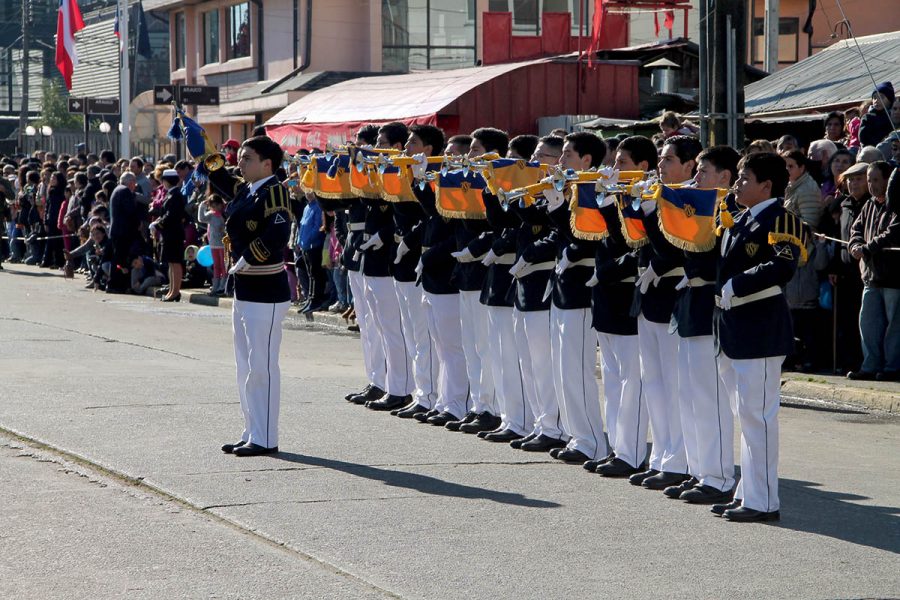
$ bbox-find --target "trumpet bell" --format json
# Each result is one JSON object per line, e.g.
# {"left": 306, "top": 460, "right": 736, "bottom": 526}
{"left": 204, "top": 153, "right": 226, "bottom": 172}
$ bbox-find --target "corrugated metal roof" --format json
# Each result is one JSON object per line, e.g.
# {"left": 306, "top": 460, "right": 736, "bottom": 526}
{"left": 70, "top": 19, "right": 119, "bottom": 100}
{"left": 745, "top": 31, "right": 900, "bottom": 116}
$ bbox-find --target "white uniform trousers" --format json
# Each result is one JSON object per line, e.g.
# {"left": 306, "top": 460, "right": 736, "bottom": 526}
{"left": 348, "top": 270, "right": 386, "bottom": 391}
{"left": 363, "top": 275, "right": 413, "bottom": 396}
{"left": 487, "top": 306, "right": 531, "bottom": 435}
{"left": 395, "top": 280, "right": 439, "bottom": 408}
{"left": 718, "top": 354, "right": 783, "bottom": 512}
{"left": 232, "top": 299, "right": 290, "bottom": 448}
{"left": 459, "top": 290, "right": 497, "bottom": 415}
{"left": 550, "top": 306, "right": 608, "bottom": 460}
{"left": 679, "top": 335, "right": 735, "bottom": 492}
{"left": 423, "top": 292, "right": 469, "bottom": 418}
{"left": 637, "top": 315, "right": 687, "bottom": 474}
{"left": 515, "top": 308, "right": 563, "bottom": 439}
{"left": 596, "top": 332, "right": 648, "bottom": 469}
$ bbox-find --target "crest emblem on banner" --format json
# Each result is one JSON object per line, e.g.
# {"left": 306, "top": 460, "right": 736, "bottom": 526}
{"left": 246, "top": 220, "right": 257, "bottom": 232}
{"left": 683, "top": 203, "right": 696, "bottom": 218}
{"left": 745, "top": 241, "right": 759, "bottom": 257}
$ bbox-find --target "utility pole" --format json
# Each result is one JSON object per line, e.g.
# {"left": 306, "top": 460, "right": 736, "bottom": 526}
{"left": 18, "top": 0, "right": 31, "bottom": 153}
{"left": 119, "top": 0, "right": 130, "bottom": 158}
{"left": 764, "top": 0, "right": 780, "bottom": 73}
{"left": 710, "top": 0, "right": 746, "bottom": 148}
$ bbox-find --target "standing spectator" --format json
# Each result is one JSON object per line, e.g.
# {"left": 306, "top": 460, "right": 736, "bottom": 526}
{"left": 821, "top": 149, "right": 854, "bottom": 205}
{"left": 222, "top": 139, "right": 240, "bottom": 166}
{"left": 41, "top": 171, "right": 67, "bottom": 268}
{"left": 151, "top": 169, "right": 186, "bottom": 302}
{"left": 81, "top": 165, "right": 101, "bottom": 219}
{"left": 875, "top": 100, "right": 900, "bottom": 161}
{"left": 847, "top": 162, "right": 900, "bottom": 381}
{"left": 807, "top": 139, "right": 838, "bottom": 183}
{"left": 859, "top": 82, "right": 895, "bottom": 148}
{"left": 824, "top": 111, "right": 847, "bottom": 147}
{"left": 109, "top": 172, "right": 139, "bottom": 279}
{"left": 776, "top": 135, "right": 799, "bottom": 154}
{"left": 298, "top": 191, "right": 327, "bottom": 314}
{"left": 782, "top": 150, "right": 824, "bottom": 230}
{"left": 198, "top": 194, "right": 227, "bottom": 296}
{"left": 325, "top": 210, "right": 349, "bottom": 312}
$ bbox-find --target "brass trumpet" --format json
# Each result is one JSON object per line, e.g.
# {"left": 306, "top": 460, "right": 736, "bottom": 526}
{"left": 497, "top": 181, "right": 554, "bottom": 210}
{"left": 204, "top": 152, "right": 226, "bottom": 171}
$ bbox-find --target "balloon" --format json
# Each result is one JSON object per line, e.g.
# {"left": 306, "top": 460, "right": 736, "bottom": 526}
{"left": 196, "top": 245, "right": 214, "bottom": 267}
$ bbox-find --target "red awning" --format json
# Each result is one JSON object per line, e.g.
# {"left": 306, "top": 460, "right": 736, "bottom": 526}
{"left": 266, "top": 59, "right": 551, "bottom": 152}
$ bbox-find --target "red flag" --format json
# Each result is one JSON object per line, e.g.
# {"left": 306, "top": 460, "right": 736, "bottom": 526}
{"left": 587, "top": 0, "right": 605, "bottom": 67}
{"left": 55, "top": 0, "right": 85, "bottom": 90}
{"left": 663, "top": 9, "right": 675, "bottom": 34}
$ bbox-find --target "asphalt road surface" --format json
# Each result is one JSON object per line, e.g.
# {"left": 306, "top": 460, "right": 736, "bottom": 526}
{"left": 1, "top": 264, "right": 898, "bottom": 600}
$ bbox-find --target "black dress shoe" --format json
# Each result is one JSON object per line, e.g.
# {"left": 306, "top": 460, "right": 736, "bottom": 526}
{"left": 583, "top": 453, "right": 615, "bottom": 471}
{"left": 221, "top": 440, "right": 246, "bottom": 454}
{"left": 520, "top": 434, "right": 568, "bottom": 452}
{"left": 711, "top": 499, "right": 742, "bottom": 516}
{"left": 483, "top": 429, "right": 523, "bottom": 443}
{"left": 414, "top": 409, "right": 439, "bottom": 423}
{"left": 477, "top": 427, "right": 503, "bottom": 439}
{"left": 643, "top": 471, "right": 691, "bottom": 490}
{"left": 445, "top": 411, "right": 478, "bottom": 431}
{"left": 396, "top": 403, "right": 429, "bottom": 419}
{"left": 459, "top": 412, "right": 502, "bottom": 434}
{"left": 554, "top": 448, "right": 591, "bottom": 464}
{"left": 366, "top": 394, "right": 409, "bottom": 411}
{"left": 723, "top": 506, "right": 780, "bottom": 522}
{"left": 629, "top": 469, "right": 660, "bottom": 486}
{"left": 509, "top": 432, "right": 538, "bottom": 449}
{"left": 349, "top": 385, "right": 385, "bottom": 405}
{"left": 233, "top": 443, "right": 278, "bottom": 457}
{"left": 427, "top": 411, "right": 459, "bottom": 426}
{"left": 595, "top": 457, "right": 643, "bottom": 477}
{"left": 846, "top": 370, "right": 877, "bottom": 381}
{"left": 549, "top": 447, "right": 565, "bottom": 459}
{"left": 681, "top": 484, "right": 735, "bottom": 505}
{"left": 391, "top": 401, "right": 416, "bottom": 416}
{"left": 345, "top": 386, "right": 368, "bottom": 401}
{"left": 663, "top": 476, "right": 698, "bottom": 498}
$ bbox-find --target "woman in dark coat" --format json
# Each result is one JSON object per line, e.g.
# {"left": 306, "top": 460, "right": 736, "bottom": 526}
{"left": 151, "top": 170, "right": 186, "bottom": 302}
{"left": 41, "top": 171, "right": 68, "bottom": 268}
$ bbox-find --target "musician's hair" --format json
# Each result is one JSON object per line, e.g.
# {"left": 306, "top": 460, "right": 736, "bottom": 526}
{"left": 617, "top": 135, "right": 658, "bottom": 170}
{"left": 737, "top": 152, "right": 788, "bottom": 198}
{"left": 409, "top": 125, "right": 445, "bottom": 157}
{"left": 357, "top": 124, "right": 379, "bottom": 146}
{"left": 509, "top": 134, "right": 539, "bottom": 160}
{"left": 539, "top": 135, "right": 565, "bottom": 152}
{"left": 378, "top": 121, "right": 410, "bottom": 147}
{"left": 564, "top": 131, "right": 607, "bottom": 168}
{"left": 697, "top": 145, "right": 741, "bottom": 185}
{"left": 472, "top": 127, "right": 509, "bottom": 156}
{"left": 447, "top": 135, "right": 473, "bottom": 152}
{"left": 241, "top": 136, "right": 284, "bottom": 173}
{"left": 662, "top": 135, "right": 703, "bottom": 174}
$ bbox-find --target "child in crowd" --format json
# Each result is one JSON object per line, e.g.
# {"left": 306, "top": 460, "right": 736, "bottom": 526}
{"left": 198, "top": 194, "right": 227, "bottom": 296}
{"left": 130, "top": 254, "right": 167, "bottom": 295}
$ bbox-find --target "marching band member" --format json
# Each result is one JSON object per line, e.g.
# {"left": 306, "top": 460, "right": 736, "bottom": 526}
{"left": 588, "top": 135, "right": 657, "bottom": 477}
{"left": 713, "top": 152, "right": 802, "bottom": 522}
{"left": 216, "top": 136, "right": 293, "bottom": 456}
{"left": 541, "top": 132, "right": 610, "bottom": 464}
{"left": 628, "top": 135, "right": 699, "bottom": 490}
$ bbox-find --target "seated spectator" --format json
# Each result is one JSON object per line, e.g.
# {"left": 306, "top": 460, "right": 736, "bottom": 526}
{"left": 659, "top": 111, "right": 699, "bottom": 139}
{"left": 847, "top": 162, "right": 900, "bottom": 381}
{"left": 130, "top": 254, "right": 167, "bottom": 294}
{"left": 67, "top": 224, "right": 115, "bottom": 290}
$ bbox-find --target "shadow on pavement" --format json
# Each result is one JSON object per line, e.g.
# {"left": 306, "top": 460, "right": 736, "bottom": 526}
{"left": 273, "top": 452, "right": 562, "bottom": 509}
{"left": 778, "top": 478, "right": 900, "bottom": 554}
{"left": 1, "top": 268, "right": 60, "bottom": 278}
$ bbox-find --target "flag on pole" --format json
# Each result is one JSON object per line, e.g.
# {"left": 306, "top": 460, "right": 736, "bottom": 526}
{"left": 135, "top": 1, "right": 152, "bottom": 58}
{"left": 114, "top": 5, "right": 122, "bottom": 52}
{"left": 55, "top": 0, "right": 85, "bottom": 90}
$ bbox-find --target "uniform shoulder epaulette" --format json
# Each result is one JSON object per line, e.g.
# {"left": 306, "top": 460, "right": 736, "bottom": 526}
{"left": 264, "top": 183, "right": 292, "bottom": 218}
{"left": 769, "top": 210, "right": 809, "bottom": 266}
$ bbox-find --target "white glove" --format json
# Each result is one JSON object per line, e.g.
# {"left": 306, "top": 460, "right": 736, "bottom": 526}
{"left": 636, "top": 264, "right": 660, "bottom": 294}
{"left": 394, "top": 239, "right": 409, "bottom": 264}
{"left": 719, "top": 279, "right": 735, "bottom": 310}
{"left": 410, "top": 153, "right": 428, "bottom": 179}
{"left": 555, "top": 249, "right": 571, "bottom": 275}
{"left": 586, "top": 271, "right": 599, "bottom": 287}
{"left": 149, "top": 221, "right": 160, "bottom": 236}
{"left": 359, "top": 233, "right": 383, "bottom": 251}
{"left": 451, "top": 248, "right": 477, "bottom": 263}
{"left": 228, "top": 256, "right": 248, "bottom": 275}
{"left": 640, "top": 200, "right": 657, "bottom": 216}
{"left": 481, "top": 250, "right": 499, "bottom": 266}
{"left": 414, "top": 259, "right": 423, "bottom": 278}
{"left": 675, "top": 275, "right": 689, "bottom": 291}
{"left": 543, "top": 186, "right": 566, "bottom": 212}
{"left": 598, "top": 194, "right": 617, "bottom": 208}
{"left": 509, "top": 257, "right": 528, "bottom": 279}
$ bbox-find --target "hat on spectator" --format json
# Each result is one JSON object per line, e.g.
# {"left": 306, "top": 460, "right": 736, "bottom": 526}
{"left": 857, "top": 146, "right": 883, "bottom": 164}
{"left": 223, "top": 139, "right": 240, "bottom": 150}
{"left": 874, "top": 81, "right": 895, "bottom": 107}
{"left": 162, "top": 168, "right": 178, "bottom": 178}
{"left": 842, "top": 162, "right": 869, "bottom": 178}
{"left": 162, "top": 153, "right": 177, "bottom": 164}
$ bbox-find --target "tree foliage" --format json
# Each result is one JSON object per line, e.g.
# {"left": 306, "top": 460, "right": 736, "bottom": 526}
{"left": 32, "top": 81, "right": 83, "bottom": 130}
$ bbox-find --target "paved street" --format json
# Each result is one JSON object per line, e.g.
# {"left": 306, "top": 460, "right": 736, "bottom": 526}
{"left": 1, "top": 263, "right": 898, "bottom": 600}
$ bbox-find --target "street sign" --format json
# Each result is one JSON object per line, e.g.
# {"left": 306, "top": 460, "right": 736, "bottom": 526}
{"left": 87, "top": 97, "right": 120, "bottom": 115}
{"left": 153, "top": 84, "right": 175, "bottom": 105}
{"left": 180, "top": 85, "right": 219, "bottom": 105}
{"left": 67, "top": 97, "right": 84, "bottom": 114}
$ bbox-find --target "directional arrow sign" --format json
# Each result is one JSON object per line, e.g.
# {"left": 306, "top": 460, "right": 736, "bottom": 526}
{"left": 153, "top": 84, "right": 176, "bottom": 105}
{"left": 87, "top": 97, "right": 120, "bottom": 115}
{"left": 180, "top": 85, "right": 219, "bottom": 106}
{"left": 67, "top": 97, "right": 84, "bottom": 114}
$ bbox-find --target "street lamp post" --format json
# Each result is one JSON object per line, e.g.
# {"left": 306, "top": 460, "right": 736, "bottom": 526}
{"left": 24, "top": 125, "right": 36, "bottom": 156}
{"left": 40, "top": 125, "right": 53, "bottom": 154}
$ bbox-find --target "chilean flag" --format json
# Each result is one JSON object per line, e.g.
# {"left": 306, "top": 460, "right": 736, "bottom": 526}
{"left": 55, "top": 0, "right": 85, "bottom": 90}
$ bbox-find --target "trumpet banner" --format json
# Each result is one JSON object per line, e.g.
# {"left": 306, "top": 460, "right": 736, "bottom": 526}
{"left": 349, "top": 148, "right": 383, "bottom": 199}
{"left": 435, "top": 170, "right": 488, "bottom": 219}
{"left": 483, "top": 159, "right": 543, "bottom": 195}
{"left": 378, "top": 165, "right": 418, "bottom": 203}
{"left": 654, "top": 185, "right": 726, "bottom": 252}
{"left": 568, "top": 182, "right": 609, "bottom": 241}
{"left": 618, "top": 195, "right": 649, "bottom": 248}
